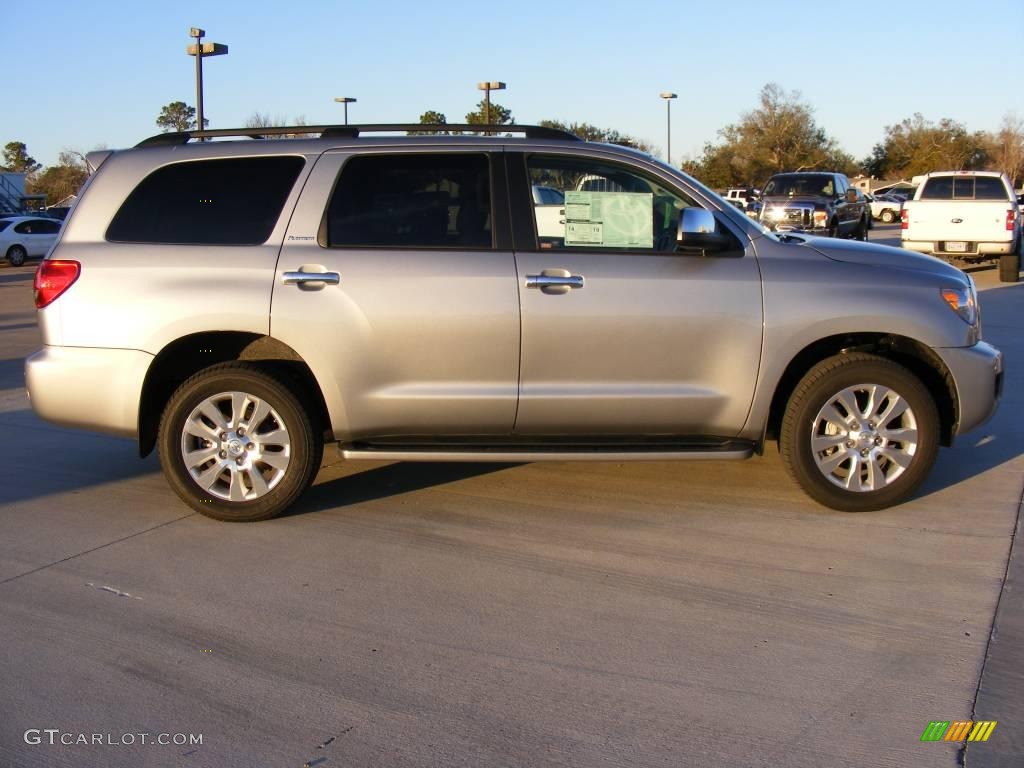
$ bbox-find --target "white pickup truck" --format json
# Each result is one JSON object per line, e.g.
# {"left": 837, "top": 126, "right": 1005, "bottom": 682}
{"left": 901, "top": 171, "right": 1021, "bottom": 282}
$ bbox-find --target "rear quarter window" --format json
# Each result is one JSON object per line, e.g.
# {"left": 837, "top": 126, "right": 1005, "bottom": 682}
{"left": 106, "top": 156, "right": 305, "bottom": 245}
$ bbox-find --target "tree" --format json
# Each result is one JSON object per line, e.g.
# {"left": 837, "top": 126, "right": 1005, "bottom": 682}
{"left": 681, "top": 83, "right": 855, "bottom": 188}
{"left": 414, "top": 110, "right": 454, "bottom": 135}
{"left": 29, "top": 151, "right": 88, "bottom": 205}
{"left": 981, "top": 113, "right": 1024, "bottom": 188}
{"left": 864, "top": 114, "right": 988, "bottom": 179}
{"left": 156, "top": 101, "right": 207, "bottom": 132}
{"left": 1, "top": 142, "right": 42, "bottom": 176}
{"left": 465, "top": 100, "right": 513, "bottom": 127}
{"left": 538, "top": 120, "right": 654, "bottom": 153}
{"left": 244, "top": 111, "right": 312, "bottom": 138}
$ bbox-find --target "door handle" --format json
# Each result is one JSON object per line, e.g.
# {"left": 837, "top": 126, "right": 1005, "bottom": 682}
{"left": 526, "top": 269, "right": 584, "bottom": 294}
{"left": 282, "top": 270, "right": 341, "bottom": 286}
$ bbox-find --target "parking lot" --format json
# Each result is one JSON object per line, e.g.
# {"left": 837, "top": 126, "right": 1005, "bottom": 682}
{"left": 0, "top": 224, "right": 1021, "bottom": 767}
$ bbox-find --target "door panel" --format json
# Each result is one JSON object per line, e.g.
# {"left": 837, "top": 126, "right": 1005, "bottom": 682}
{"left": 514, "top": 251, "right": 762, "bottom": 435}
{"left": 510, "top": 152, "right": 763, "bottom": 437}
{"left": 270, "top": 150, "right": 520, "bottom": 441}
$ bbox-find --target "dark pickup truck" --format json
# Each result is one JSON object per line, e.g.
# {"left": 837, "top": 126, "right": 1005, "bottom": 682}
{"left": 758, "top": 171, "right": 870, "bottom": 239}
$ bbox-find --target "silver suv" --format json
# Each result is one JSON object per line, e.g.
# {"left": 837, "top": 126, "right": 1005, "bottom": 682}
{"left": 25, "top": 124, "right": 1003, "bottom": 521}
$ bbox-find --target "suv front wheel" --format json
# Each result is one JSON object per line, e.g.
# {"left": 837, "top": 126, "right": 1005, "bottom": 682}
{"left": 780, "top": 353, "right": 939, "bottom": 511}
{"left": 158, "top": 363, "right": 322, "bottom": 521}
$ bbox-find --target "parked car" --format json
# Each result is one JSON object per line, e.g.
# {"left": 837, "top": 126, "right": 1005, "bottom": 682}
{"left": 25, "top": 123, "right": 1002, "bottom": 521}
{"left": 869, "top": 194, "right": 904, "bottom": 224}
{"left": 0, "top": 215, "right": 62, "bottom": 266}
{"left": 901, "top": 170, "right": 1021, "bottom": 282}
{"left": 758, "top": 172, "right": 870, "bottom": 239}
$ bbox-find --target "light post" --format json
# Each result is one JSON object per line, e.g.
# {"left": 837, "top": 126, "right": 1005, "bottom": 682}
{"left": 659, "top": 92, "right": 677, "bottom": 166}
{"left": 187, "top": 27, "right": 228, "bottom": 136}
{"left": 334, "top": 97, "right": 357, "bottom": 125}
{"left": 476, "top": 81, "right": 506, "bottom": 130}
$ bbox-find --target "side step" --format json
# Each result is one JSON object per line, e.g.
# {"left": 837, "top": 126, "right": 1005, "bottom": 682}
{"left": 337, "top": 441, "right": 754, "bottom": 463}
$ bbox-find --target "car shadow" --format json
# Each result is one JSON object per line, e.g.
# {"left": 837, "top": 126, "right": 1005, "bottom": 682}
{"left": 287, "top": 461, "right": 519, "bottom": 517}
{"left": 0, "top": 271, "right": 34, "bottom": 284}
{"left": 0, "top": 409, "right": 159, "bottom": 507}
{"left": 0, "top": 358, "right": 27, "bottom": 390}
{"left": 917, "top": 281, "right": 1024, "bottom": 498}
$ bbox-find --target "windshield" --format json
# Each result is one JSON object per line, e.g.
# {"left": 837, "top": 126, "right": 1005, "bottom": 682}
{"left": 763, "top": 175, "right": 835, "bottom": 197}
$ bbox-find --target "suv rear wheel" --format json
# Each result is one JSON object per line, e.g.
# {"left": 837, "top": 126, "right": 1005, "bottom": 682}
{"left": 780, "top": 354, "right": 939, "bottom": 511}
{"left": 158, "top": 363, "right": 322, "bottom": 521}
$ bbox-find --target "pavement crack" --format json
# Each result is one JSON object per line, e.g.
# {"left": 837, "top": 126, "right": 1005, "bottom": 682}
{"left": 0, "top": 513, "right": 195, "bottom": 588}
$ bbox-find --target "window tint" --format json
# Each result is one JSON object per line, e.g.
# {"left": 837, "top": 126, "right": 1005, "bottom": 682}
{"left": 920, "top": 177, "right": 953, "bottom": 199}
{"left": 325, "top": 154, "right": 492, "bottom": 249}
{"left": 972, "top": 177, "right": 1009, "bottom": 200}
{"left": 107, "top": 156, "right": 304, "bottom": 245}
{"left": 14, "top": 221, "right": 34, "bottom": 234}
{"left": 0, "top": 219, "right": 11, "bottom": 232}
{"left": 763, "top": 174, "right": 836, "bottom": 197}
{"left": 31, "top": 219, "right": 60, "bottom": 234}
{"left": 526, "top": 155, "right": 697, "bottom": 252}
{"left": 922, "top": 176, "right": 1009, "bottom": 201}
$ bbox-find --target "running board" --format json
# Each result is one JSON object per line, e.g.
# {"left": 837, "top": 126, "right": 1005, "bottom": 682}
{"left": 337, "top": 442, "right": 754, "bottom": 463}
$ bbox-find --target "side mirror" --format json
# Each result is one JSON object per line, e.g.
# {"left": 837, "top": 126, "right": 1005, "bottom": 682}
{"left": 677, "top": 208, "right": 729, "bottom": 252}
{"left": 845, "top": 190, "right": 857, "bottom": 203}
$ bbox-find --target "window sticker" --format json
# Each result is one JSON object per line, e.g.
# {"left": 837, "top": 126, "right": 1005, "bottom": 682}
{"left": 562, "top": 191, "right": 653, "bottom": 248}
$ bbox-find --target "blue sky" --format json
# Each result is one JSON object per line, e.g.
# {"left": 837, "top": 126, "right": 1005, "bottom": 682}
{"left": 5, "top": 0, "right": 1022, "bottom": 169}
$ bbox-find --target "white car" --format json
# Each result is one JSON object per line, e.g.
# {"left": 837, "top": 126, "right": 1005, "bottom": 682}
{"left": 868, "top": 194, "right": 903, "bottom": 224}
{"left": 0, "top": 215, "right": 62, "bottom": 266}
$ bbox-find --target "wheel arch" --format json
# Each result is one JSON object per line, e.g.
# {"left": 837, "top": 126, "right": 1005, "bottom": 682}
{"left": 137, "top": 331, "right": 332, "bottom": 457}
{"left": 764, "top": 332, "right": 959, "bottom": 449}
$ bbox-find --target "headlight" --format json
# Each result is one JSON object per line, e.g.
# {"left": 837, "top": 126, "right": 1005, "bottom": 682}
{"left": 941, "top": 285, "right": 978, "bottom": 327}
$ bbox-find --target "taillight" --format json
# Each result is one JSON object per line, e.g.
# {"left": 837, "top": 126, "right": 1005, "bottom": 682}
{"left": 901, "top": 209, "right": 909, "bottom": 230}
{"left": 34, "top": 260, "right": 80, "bottom": 309}
{"left": 1007, "top": 208, "right": 1016, "bottom": 231}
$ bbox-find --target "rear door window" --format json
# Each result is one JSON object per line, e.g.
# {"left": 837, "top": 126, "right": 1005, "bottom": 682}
{"left": 107, "top": 156, "right": 305, "bottom": 244}
{"left": 324, "top": 154, "right": 493, "bottom": 249}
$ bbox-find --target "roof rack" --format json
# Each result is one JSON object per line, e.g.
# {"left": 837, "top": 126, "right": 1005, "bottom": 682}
{"left": 136, "top": 123, "right": 581, "bottom": 148}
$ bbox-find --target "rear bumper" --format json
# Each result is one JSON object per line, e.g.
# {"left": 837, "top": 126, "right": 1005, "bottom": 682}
{"left": 902, "top": 240, "right": 1015, "bottom": 257}
{"left": 25, "top": 346, "right": 153, "bottom": 438}
{"left": 934, "top": 342, "right": 1003, "bottom": 436}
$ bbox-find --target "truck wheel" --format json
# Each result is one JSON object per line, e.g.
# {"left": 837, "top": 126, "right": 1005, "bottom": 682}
{"left": 854, "top": 215, "right": 869, "bottom": 241}
{"left": 780, "top": 353, "right": 939, "bottom": 512}
{"left": 158, "top": 362, "right": 323, "bottom": 522}
{"left": 1000, "top": 247, "right": 1020, "bottom": 283}
{"left": 880, "top": 210, "right": 895, "bottom": 224}
{"left": 827, "top": 220, "right": 838, "bottom": 238}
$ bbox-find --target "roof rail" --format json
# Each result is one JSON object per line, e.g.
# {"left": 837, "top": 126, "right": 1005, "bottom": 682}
{"left": 135, "top": 123, "right": 581, "bottom": 148}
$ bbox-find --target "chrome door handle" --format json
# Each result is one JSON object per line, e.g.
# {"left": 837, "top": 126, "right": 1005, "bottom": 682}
{"left": 282, "top": 270, "right": 341, "bottom": 286}
{"left": 526, "top": 274, "right": 584, "bottom": 292}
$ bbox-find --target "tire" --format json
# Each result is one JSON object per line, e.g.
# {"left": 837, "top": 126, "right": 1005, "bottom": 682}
{"left": 158, "top": 362, "right": 322, "bottom": 521}
{"left": 880, "top": 209, "right": 896, "bottom": 224}
{"left": 7, "top": 245, "right": 27, "bottom": 267}
{"left": 999, "top": 243, "right": 1020, "bottom": 283}
{"left": 854, "top": 215, "right": 869, "bottom": 241}
{"left": 780, "top": 353, "right": 939, "bottom": 512}
{"left": 826, "top": 219, "right": 838, "bottom": 238}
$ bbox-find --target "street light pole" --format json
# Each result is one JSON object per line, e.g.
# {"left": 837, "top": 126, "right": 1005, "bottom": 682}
{"left": 187, "top": 27, "right": 228, "bottom": 137}
{"left": 334, "top": 97, "right": 357, "bottom": 125}
{"left": 476, "top": 81, "right": 506, "bottom": 132}
{"left": 660, "top": 92, "right": 677, "bottom": 166}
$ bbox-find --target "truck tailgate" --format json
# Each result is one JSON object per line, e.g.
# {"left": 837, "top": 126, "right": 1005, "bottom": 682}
{"left": 904, "top": 200, "right": 1014, "bottom": 244}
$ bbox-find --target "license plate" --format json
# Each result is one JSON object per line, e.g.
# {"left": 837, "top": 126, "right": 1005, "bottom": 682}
{"left": 945, "top": 241, "right": 967, "bottom": 252}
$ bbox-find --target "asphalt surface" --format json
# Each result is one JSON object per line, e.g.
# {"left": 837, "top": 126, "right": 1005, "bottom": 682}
{"left": 0, "top": 225, "right": 1021, "bottom": 768}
